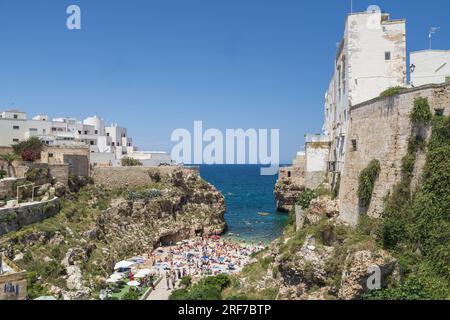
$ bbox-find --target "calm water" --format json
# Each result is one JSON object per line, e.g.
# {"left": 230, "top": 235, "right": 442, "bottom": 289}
{"left": 199, "top": 165, "right": 288, "bottom": 243}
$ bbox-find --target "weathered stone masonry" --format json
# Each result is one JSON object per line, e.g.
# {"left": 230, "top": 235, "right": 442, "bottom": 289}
{"left": 338, "top": 83, "right": 450, "bottom": 225}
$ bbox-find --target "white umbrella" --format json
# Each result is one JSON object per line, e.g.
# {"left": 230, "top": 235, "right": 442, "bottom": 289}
{"left": 114, "top": 260, "right": 135, "bottom": 270}
{"left": 134, "top": 268, "right": 152, "bottom": 278}
{"left": 110, "top": 273, "right": 124, "bottom": 280}
{"left": 127, "top": 280, "right": 140, "bottom": 287}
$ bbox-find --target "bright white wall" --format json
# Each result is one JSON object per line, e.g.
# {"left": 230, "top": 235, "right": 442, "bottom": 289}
{"left": 411, "top": 50, "right": 450, "bottom": 87}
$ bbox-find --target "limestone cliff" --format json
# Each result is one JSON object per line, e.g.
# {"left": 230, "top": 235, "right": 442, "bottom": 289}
{"left": 274, "top": 166, "right": 305, "bottom": 212}
{"left": 224, "top": 196, "right": 399, "bottom": 300}
{"left": 0, "top": 168, "right": 226, "bottom": 300}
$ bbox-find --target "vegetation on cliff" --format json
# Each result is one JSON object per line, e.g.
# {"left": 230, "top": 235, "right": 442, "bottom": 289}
{"left": 357, "top": 160, "right": 381, "bottom": 208}
{"left": 370, "top": 111, "right": 450, "bottom": 300}
{"left": 379, "top": 86, "right": 406, "bottom": 98}
{"left": 170, "top": 274, "right": 231, "bottom": 300}
{"left": 0, "top": 169, "right": 226, "bottom": 300}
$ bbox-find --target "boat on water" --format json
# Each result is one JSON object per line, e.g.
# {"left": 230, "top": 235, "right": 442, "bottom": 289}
{"left": 257, "top": 212, "right": 270, "bottom": 217}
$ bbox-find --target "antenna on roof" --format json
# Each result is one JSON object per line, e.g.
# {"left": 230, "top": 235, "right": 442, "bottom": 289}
{"left": 429, "top": 27, "right": 440, "bottom": 49}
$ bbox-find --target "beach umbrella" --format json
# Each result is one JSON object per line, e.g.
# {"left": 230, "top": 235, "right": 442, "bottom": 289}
{"left": 110, "top": 273, "right": 124, "bottom": 280}
{"left": 127, "top": 280, "right": 140, "bottom": 287}
{"left": 114, "top": 260, "right": 135, "bottom": 270}
{"left": 134, "top": 269, "right": 152, "bottom": 278}
{"left": 106, "top": 278, "right": 119, "bottom": 283}
{"left": 130, "top": 257, "right": 145, "bottom": 264}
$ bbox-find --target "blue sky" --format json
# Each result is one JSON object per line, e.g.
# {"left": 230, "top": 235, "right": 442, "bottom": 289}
{"left": 0, "top": 0, "right": 449, "bottom": 163}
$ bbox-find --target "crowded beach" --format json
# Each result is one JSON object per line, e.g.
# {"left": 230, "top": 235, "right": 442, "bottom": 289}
{"left": 103, "top": 236, "right": 266, "bottom": 298}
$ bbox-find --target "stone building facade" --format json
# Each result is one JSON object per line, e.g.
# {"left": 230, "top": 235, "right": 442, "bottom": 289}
{"left": 338, "top": 83, "right": 450, "bottom": 225}
{"left": 324, "top": 10, "right": 407, "bottom": 188}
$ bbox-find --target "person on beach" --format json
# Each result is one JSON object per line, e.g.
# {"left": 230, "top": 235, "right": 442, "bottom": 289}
{"left": 165, "top": 271, "right": 170, "bottom": 290}
{"left": 171, "top": 272, "right": 176, "bottom": 289}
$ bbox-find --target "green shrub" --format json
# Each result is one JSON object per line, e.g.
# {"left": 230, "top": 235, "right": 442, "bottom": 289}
{"left": 410, "top": 97, "right": 432, "bottom": 124}
{"left": 25, "top": 167, "right": 50, "bottom": 183}
{"left": 121, "top": 288, "right": 140, "bottom": 300}
{"left": 180, "top": 275, "right": 192, "bottom": 287}
{"left": 169, "top": 274, "right": 231, "bottom": 300}
{"left": 0, "top": 168, "right": 6, "bottom": 179}
{"left": 121, "top": 157, "right": 143, "bottom": 167}
{"left": 126, "top": 189, "right": 162, "bottom": 201}
{"left": 297, "top": 189, "right": 317, "bottom": 210}
{"left": 407, "top": 135, "right": 426, "bottom": 154}
{"left": 401, "top": 154, "right": 416, "bottom": 177}
{"left": 12, "top": 137, "right": 44, "bottom": 162}
{"left": 357, "top": 160, "right": 381, "bottom": 208}
{"left": 381, "top": 114, "right": 450, "bottom": 295}
{"left": 380, "top": 86, "right": 405, "bottom": 98}
{"left": 13, "top": 180, "right": 33, "bottom": 200}
{"left": 362, "top": 277, "right": 430, "bottom": 300}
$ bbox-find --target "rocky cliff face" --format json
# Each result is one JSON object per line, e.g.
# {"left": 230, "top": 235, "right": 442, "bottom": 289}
{"left": 225, "top": 196, "right": 399, "bottom": 300}
{"left": 92, "top": 170, "right": 226, "bottom": 255}
{"left": 0, "top": 168, "right": 226, "bottom": 300}
{"left": 274, "top": 178, "right": 304, "bottom": 212}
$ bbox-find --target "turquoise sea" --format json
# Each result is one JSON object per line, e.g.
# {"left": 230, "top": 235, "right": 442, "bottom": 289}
{"left": 199, "top": 165, "right": 288, "bottom": 243}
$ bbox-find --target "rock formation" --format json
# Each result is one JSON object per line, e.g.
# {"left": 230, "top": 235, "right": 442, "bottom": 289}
{"left": 0, "top": 168, "right": 226, "bottom": 300}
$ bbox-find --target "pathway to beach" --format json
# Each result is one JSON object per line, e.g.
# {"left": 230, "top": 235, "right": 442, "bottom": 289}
{"left": 147, "top": 274, "right": 176, "bottom": 300}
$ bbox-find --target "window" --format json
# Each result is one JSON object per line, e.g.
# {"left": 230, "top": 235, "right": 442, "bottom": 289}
{"left": 351, "top": 139, "right": 358, "bottom": 151}
{"left": 446, "top": 76, "right": 450, "bottom": 83}
{"left": 287, "top": 171, "right": 291, "bottom": 178}
{"left": 13, "top": 114, "right": 18, "bottom": 119}
{"left": 435, "top": 109, "right": 444, "bottom": 116}
{"left": 107, "top": 133, "right": 110, "bottom": 136}
{"left": 13, "top": 138, "right": 19, "bottom": 142}
{"left": 95, "top": 130, "right": 98, "bottom": 134}
{"left": 29, "top": 128, "right": 38, "bottom": 132}
{"left": 90, "top": 141, "right": 95, "bottom": 145}
{"left": 112, "top": 142, "right": 115, "bottom": 146}
{"left": 48, "top": 153, "right": 54, "bottom": 158}
{"left": 78, "top": 130, "right": 82, "bottom": 134}
{"left": 84, "top": 131, "right": 88, "bottom": 135}
{"left": 13, "top": 125, "right": 20, "bottom": 130}
{"left": 385, "top": 51, "right": 391, "bottom": 60}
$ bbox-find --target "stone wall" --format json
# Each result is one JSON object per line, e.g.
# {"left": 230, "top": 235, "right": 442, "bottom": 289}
{"left": 305, "top": 142, "right": 330, "bottom": 189}
{"left": 0, "top": 256, "right": 27, "bottom": 300}
{"left": 0, "top": 178, "right": 24, "bottom": 200}
{"left": 0, "top": 197, "right": 61, "bottom": 236}
{"left": 15, "top": 163, "right": 69, "bottom": 186}
{"left": 91, "top": 166, "right": 199, "bottom": 190}
{"left": 339, "top": 83, "right": 450, "bottom": 225}
{"left": 41, "top": 145, "right": 90, "bottom": 177}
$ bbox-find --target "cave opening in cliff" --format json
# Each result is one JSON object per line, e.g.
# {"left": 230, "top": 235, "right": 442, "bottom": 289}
{"left": 159, "top": 234, "right": 181, "bottom": 246}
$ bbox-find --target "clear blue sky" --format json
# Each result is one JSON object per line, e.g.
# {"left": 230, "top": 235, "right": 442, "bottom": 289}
{"left": 0, "top": 0, "right": 449, "bottom": 163}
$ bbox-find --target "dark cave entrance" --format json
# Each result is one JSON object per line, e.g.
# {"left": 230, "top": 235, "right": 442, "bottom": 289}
{"left": 159, "top": 234, "right": 180, "bottom": 246}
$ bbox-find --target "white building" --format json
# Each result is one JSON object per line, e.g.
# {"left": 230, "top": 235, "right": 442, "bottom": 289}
{"left": 323, "top": 10, "right": 406, "bottom": 186}
{"left": 410, "top": 50, "right": 450, "bottom": 87}
{"left": 0, "top": 110, "right": 172, "bottom": 167}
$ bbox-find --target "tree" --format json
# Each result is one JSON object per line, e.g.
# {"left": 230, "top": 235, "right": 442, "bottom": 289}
{"left": 0, "top": 153, "right": 17, "bottom": 177}
{"left": 12, "top": 137, "right": 44, "bottom": 162}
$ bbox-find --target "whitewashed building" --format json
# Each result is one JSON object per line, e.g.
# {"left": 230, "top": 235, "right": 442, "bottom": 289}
{"left": 323, "top": 10, "right": 407, "bottom": 187}
{"left": 0, "top": 110, "right": 172, "bottom": 167}
{"left": 410, "top": 50, "right": 450, "bottom": 87}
